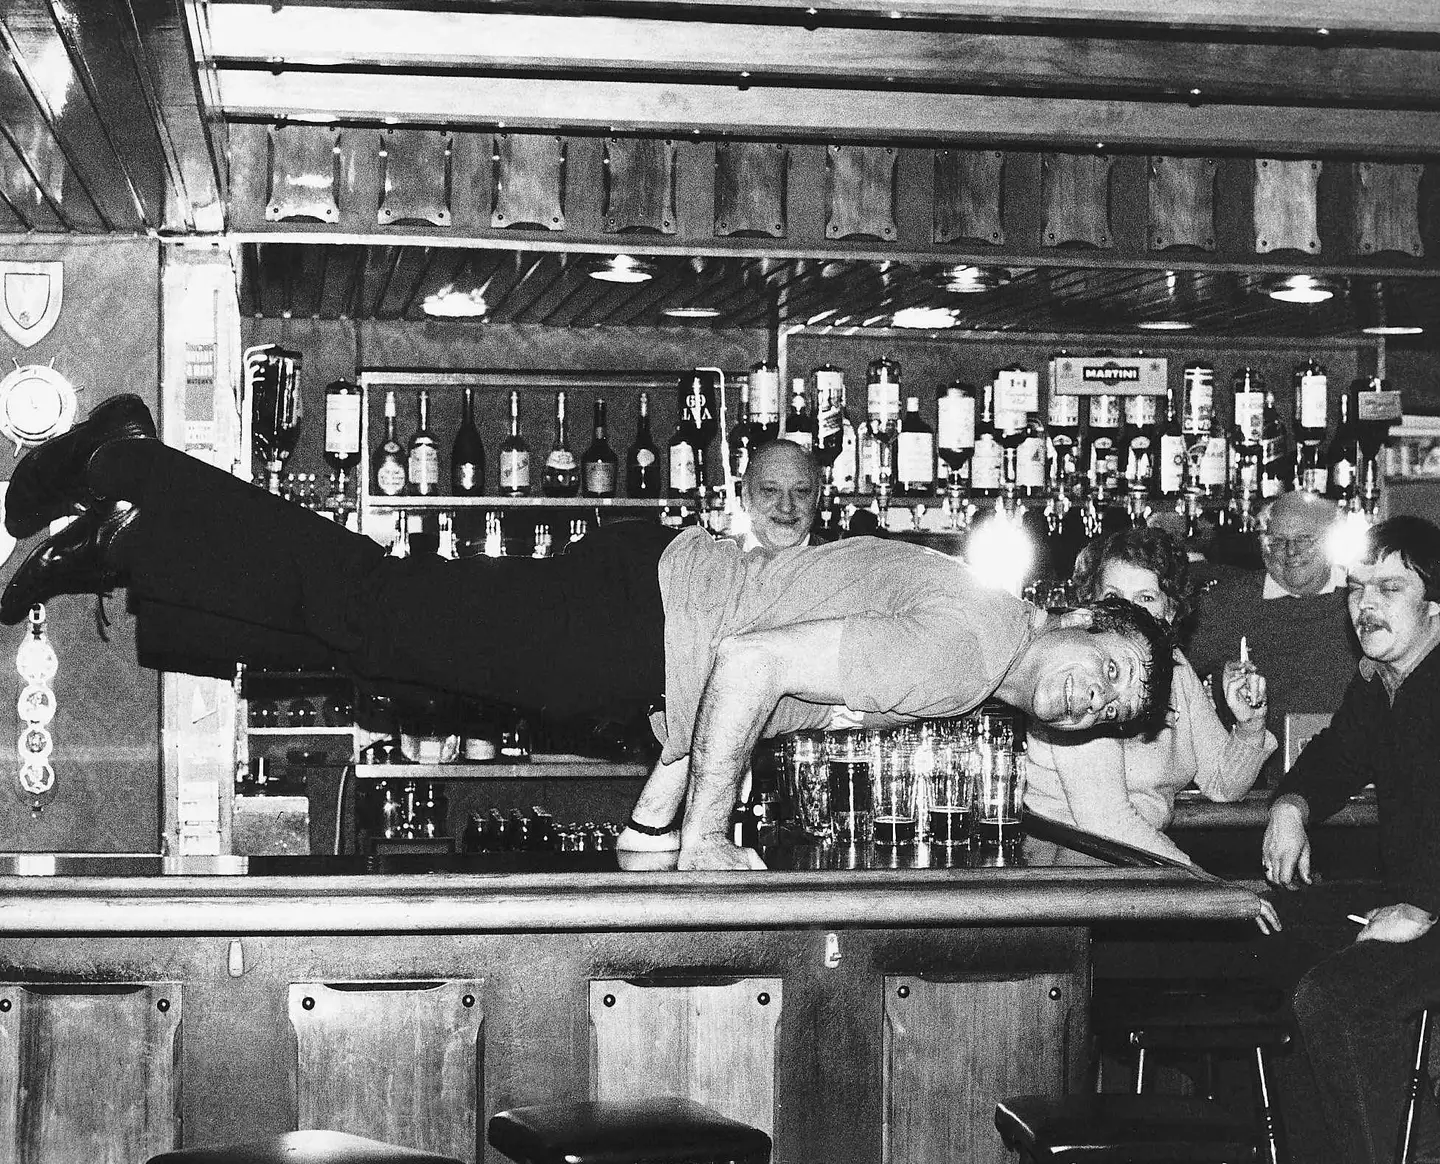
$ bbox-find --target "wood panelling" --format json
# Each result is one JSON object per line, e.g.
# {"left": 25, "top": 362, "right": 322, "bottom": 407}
{"left": 1042, "top": 152, "right": 1115, "bottom": 249}
{"left": 491, "top": 135, "right": 566, "bottom": 233}
{"left": 379, "top": 131, "right": 452, "bottom": 229}
{"left": 714, "top": 142, "right": 787, "bottom": 239}
{"left": 589, "top": 978, "right": 781, "bottom": 1136}
{"left": 603, "top": 138, "right": 677, "bottom": 235}
{"left": 1148, "top": 156, "right": 1217, "bottom": 252}
{"left": 0, "top": 983, "right": 180, "bottom": 1164}
{"left": 266, "top": 126, "right": 341, "bottom": 224}
{"left": 826, "top": 146, "right": 897, "bottom": 242}
{"left": 289, "top": 980, "right": 482, "bottom": 1160}
{"left": 883, "top": 974, "right": 1071, "bottom": 1164}
{"left": 1354, "top": 162, "right": 1425, "bottom": 259}
{"left": 1254, "top": 159, "right": 1322, "bottom": 255}
{"left": 934, "top": 150, "right": 1006, "bottom": 246}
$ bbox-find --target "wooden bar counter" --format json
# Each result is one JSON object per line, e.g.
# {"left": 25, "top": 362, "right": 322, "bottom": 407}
{"left": 0, "top": 827, "right": 1263, "bottom": 1164}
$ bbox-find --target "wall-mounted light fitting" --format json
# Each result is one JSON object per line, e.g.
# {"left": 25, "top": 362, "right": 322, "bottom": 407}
{"left": 589, "top": 254, "right": 654, "bottom": 283}
{"left": 1267, "top": 274, "right": 1335, "bottom": 304}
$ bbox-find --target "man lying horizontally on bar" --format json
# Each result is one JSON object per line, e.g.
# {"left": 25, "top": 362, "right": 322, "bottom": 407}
{"left": 0, "top": 395, "right": 1174, "bottom": 871}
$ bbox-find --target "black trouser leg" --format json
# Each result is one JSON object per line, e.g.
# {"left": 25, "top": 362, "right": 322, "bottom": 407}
{"left": 123, "top": 446, "right": 672, "bottom": 719}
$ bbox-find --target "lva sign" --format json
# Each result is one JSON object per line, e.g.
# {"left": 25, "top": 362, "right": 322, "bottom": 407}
{"left": 0, "top": 262, "right": 63, "bottom": 349}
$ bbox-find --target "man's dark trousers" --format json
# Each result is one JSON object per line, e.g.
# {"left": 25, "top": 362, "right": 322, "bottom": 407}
{"left": 122, "top": 445, "right": 672, "bottom": 720}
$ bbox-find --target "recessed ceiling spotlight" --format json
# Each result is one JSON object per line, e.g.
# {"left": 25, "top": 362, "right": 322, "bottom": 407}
{"left": 1136, "top": 319, "right": 1195, "bottom": 331}
{"left": 588, "top": 254, "right": 654, "bottom": 284}
{"left": 892, "top": 306, "right": 958, "bottom": 329}
{"left": 662, "top": 305, "right": 722, "bottom": 319}
{"left": 1268, "top": 274, "right": 1335, "bottom": 304}
{"left": 421, "top": 286, "right": 488, "bottom": 318}
{"left": 939, "top": 265, "right": 1007, "bottom": 294}
{"left": 1361, "top": 324, "right": 1425, "bottom": 336}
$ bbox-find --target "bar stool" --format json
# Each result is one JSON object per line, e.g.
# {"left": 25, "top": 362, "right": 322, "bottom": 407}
{"left": 1095, "top": 979, "right": 1293, "bottom": 1164}
{"left": 487, "top": 1097, "right": 772, "bottom": 1164}
{"left": 995, "top": 1093, "right": 1257, "bottom": 1162}
{"left": 147, "top": 1130, "right": 464, "bottom": 1164}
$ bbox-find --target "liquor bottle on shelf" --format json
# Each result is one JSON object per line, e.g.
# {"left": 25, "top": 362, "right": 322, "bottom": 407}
{"left": 407, "top": 388, "right": 440, "bottom": 497}
{"left": 1259, "top": 386, "right": 1291, "bottom": 498}
{"left": 1325, "top": 393, "right": 1358, "bottom": 501}
{"left": 861, "top": 356, "right": 902, "bottom": 495}
{"left": 450, "top": 386, "right": 485, "bottom": 496}
{"left": 992, "top": 366, "right": 1036, "bottom": 450}
{"left": 1121, "top": 393, "right": 1159, "bottom": 496}
{"left": 1085, "top": 394, "right": 1123, "bottom": 497}
{"left": 322, "top": 378, "right": 362, "bottom": 511}
{"left": 374, "top": 389, "right": 408, "bottom": 498}
{"left": 1230, "top": 367, "right": 1265, "bottom": 516}
{"left": 749, "top": 360, "right": 782, "bottom": 442}
{"left": 668, "top": 410, "right": 699, "bottom": 499}
{"left": 626, "top": 391, "right": 661, "bottom": 498}
{"left": 970, "top": 382, "right": 1004, "bottom": 499}
{"left": 1194, "top": 410, "right": 1231, "bottom": 501}
{"left": 895, "top": 396, "right": 936, "bottom": 497}
{"left": 542, "top": 390, "right": 579, "bottom": 497}
{"left": 581, "top": 397, "right": 618, "bottom": 498}
{"left": 677, "top": 371, "right": 719, "bottom": 493}
{"left": 937, "top": 380, "right": 977, "bottom": 491}
{"left": 782, "top": 377, "right": 815, "bottom": 451}
{"left": 1353, "top": 375, "right": 1403, "bottom": 510}
{"left": 1013, "top": 411, "right": 1049, "bottom": 499}
{"left": 1181, "top": 363, "right": 1215, "bottom": 446}
{"left": 1293, "top": 359, "right": 1329, "bottom": 493}
{"left": 499, "top": 389, "right": 531, "bottom": 497}
{"left": 836, "top": 410, "right": 859, "bottom": 494}
{"left": 1046, "top": 384, "right": 1081, "bottom": 494}
{"left": 1154, "top": 386, "right": 1187, "bottom": 501}
{"left": 813, "top": 364, "right": 846, "bottom": 470}
{"left": 726, "top": 378, "right": 756, "bottom": 482}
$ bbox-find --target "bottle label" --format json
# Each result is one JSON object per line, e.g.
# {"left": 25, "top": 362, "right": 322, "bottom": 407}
{"left": 897, "top": 432, "right": 935, "bottom": 485}
{"left": 1016, "top": 436, "right": 1047, "bottom": 488}
{"left": 1198, "top": 437, "right": 1228, "bottom": 487}
{"left": 409, "top": 445, "right": 439, "bottom": 487}
{"left": 783, "top": 430, "right": 814, "bottom": 452}
{"left": 1124, "top": 395, "right": 1159, "bottom": 426}
{"left": 669, "top": 443, "right": 697, "bottom": 492}
{"left": 325, "top": 393, "right": 361, "bottom": 455}
{"left": 1357, "top": 390, "right": 1403, "bottom": 422}
{"left": 1299, "top": 373, "right": 1328, "bottom": 429}
{"left": 1090, "top": 395, "right": 1122, "bottom": 429}
{"left": 1300, "top": 466, "right": 1329, "bottom": 493}
{"left": 1158, "top": 434, "right": 1186, "bottom": 493}
{"left": 1047, "top": 392, "right": 1080, "bottom": 428}
{"left": 1126, "top": 435, "right": 1153, "bottom": 484}
{"left": 996, "top": 369, "right": 1039, "bottom": 414}
{"left": 635, "top": 448, "right": 656, "bottom": 467}
{"left": 837, "top": 422, "right": 858, "bottom": 492}
{"left": 455, "top": 463, "right": 480, "bottom": 492}
{"left": 500, "top": 449, "right": 530, "bottom": 490}
{"left": 815, "top": 368, "right": 845, "bottom": 444}
{"left": 376, "top": 461, "right": 406, "bottom": 496}
{"left": 1234, "top": 391, "right": 1264, "bottom": 442}
{"left": 971, "top": 437, "right": 1003, "bottom": 489}
{"left": 546, "top": 450, "right": 577, "bottom": 472}
{"left": 584, "top": 461, "right": 617, "bottom": 494}
{"left": 1330, "top": 458, "right": 1355, "bottom": 491}
{"left": 751, "top": 368, "right": 781, "bottom": 422}
{"left": 938, "top": 393, "right": 976, "bottom": 450}
{"left": 867, "top": 382, "right": 901, "bottom": 430}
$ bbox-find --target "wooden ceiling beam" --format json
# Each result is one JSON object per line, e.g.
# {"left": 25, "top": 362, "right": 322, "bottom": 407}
{"left": 206, "top": 9, "right": 1440, "bottom": 109}
{"left": 217, "top": 71, "right": 1440, "bottom": 157}
{"left": 534, "top": 0, "right": 1440, "bottom": 37}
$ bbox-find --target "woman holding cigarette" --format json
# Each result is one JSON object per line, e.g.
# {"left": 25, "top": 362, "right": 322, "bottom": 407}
{"left": 1024, "top": 526, "right": 1277, "bottom": 863}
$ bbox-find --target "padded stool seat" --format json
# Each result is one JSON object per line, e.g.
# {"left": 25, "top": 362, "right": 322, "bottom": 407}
{"left": 147, "top": 1130, "right": 465, "bottom": 1164}
{"left": 996, "top": 1094, "right": 1257, "bottom": 1163}
{"left": 487, "top": 1097, "right": 772, "bottom": 1164}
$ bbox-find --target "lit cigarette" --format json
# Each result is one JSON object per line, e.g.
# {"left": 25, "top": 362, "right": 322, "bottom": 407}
{"left": 1347, "top": 913, "right": 1368, "bottom": 925}
{"left": 1240, "top": 636, "right": 1250, "bottom": 666}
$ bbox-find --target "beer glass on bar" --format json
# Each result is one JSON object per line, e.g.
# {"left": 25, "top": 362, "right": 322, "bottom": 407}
{"left": 974, "top": 743, "right": 1026, "bottom": 845}
{"left": 781, "top": 730, "right": 831, "bottom": 840}
{"left": 825, "top": 730, "right": 874, "bottom": 844}
{"left": 927, "top": 719, "right": 975, "bottom": 845}
{"left": 872, "top": 730, "right": 919, "bottom": 846}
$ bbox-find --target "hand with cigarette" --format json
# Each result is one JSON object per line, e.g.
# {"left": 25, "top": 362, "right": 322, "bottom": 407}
{"left": 1351, "top": 903, "right": 1437, "bottom": 944}
{"left": 1221, "top": 636, "right": 1269, "bottom": 734}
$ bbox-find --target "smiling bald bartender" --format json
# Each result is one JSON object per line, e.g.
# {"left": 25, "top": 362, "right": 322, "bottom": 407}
{"left": 0, "top": 394, "right": 1175, "bottom": 870}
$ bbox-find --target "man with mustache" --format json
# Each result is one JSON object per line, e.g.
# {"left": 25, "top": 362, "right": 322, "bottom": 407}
{"left": 1263, "top": 515, "right": 1440, "bottom": 1164}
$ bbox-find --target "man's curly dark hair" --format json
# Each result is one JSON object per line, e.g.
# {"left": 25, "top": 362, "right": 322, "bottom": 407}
{"left": 1082, "top": 594, "right": 1177, "bottom": 739}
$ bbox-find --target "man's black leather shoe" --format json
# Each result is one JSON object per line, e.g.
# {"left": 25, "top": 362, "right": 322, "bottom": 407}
{"left": 4, "top": 393, "right": 156, "bottom": 539}
{"left": 0, "top": 503, "right": 137, "bottom": 625}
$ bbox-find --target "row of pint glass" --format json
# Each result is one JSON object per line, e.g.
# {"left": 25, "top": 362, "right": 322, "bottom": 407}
{"left": 781, "top": 709, "right": 1026, "bottom": 848}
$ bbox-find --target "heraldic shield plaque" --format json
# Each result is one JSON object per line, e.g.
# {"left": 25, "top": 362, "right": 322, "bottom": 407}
{"left": 0, "top": 262, "right": 63, "bottom": 349}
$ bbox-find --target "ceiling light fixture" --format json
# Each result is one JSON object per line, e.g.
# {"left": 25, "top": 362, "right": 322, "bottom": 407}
{"left": 1361, "top": 324, "right": 1424, "bottom": 336}
{"left": 421, "top": 286, "right": 488, "bottom": 318}
{"left": 939, "top": 265, "right": 1007, "bottom": 294}
{"left": 1136, "top": 319, "right": 1195, "bottom": 331}
{"left": 892, "top": 306, "right": 958, "bottom": 329}
{"left": 588, "top": 254, "right": 654, "bottom": 284}
{"left": 1268, "top": 274, "right": 1335, "bottom": 304}
{"left": 662, "top": 305, "right": 721, "bottom": 319}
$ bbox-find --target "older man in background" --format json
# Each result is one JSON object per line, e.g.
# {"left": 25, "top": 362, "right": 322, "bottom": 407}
{"left": 1189, "top": 489, "right": 1360, "bottom": 785}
